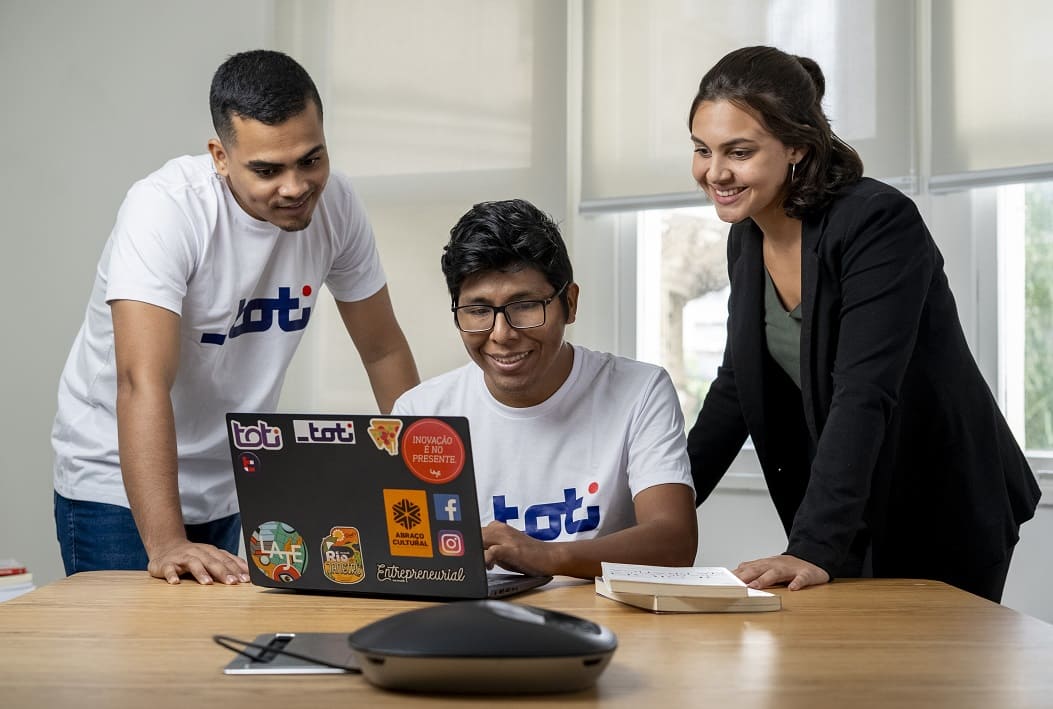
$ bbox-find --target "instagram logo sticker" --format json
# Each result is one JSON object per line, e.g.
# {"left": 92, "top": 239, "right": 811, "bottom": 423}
{"left": 437, "top": 530, "right": 464, "bottom": 557}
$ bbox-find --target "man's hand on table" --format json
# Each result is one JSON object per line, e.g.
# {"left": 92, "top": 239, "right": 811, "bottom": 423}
{"left": 148, "top": 540, "right": 250, "bottom": 585}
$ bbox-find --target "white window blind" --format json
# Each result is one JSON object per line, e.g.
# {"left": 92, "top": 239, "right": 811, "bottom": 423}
{"left": 272, "top": 0, "right": 570, "bottom": 411}
{"left": 309, "top": 0, "right": 567, "bottom": 209}
{"left": 931, "top": 0, "right": 1053, "bottom": 178}
{"left": 329, "top": 0, "right": 534, "bottom": 178}
{"left": 581, "top": 0, "right": 914, "bottom": 206}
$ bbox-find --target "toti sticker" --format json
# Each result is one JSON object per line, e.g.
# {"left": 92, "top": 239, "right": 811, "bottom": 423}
{"left": 401, "top": 418, "right": 465, "bottom": 484}
{"left": 249, "top": 521, "right": 307, "bottom": 583}
{"left": 320, "top": 526, "right": 365, "bottom": 584}
{"left": 368, "top": 418, "right": 403, "bottom": 456}
{"left": 382, "top": 489, "right": 434, "bottom": 558}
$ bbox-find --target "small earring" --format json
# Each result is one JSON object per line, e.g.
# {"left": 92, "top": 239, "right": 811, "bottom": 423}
{"left": 790, "top": 162, "right": 797, "bottom": 182}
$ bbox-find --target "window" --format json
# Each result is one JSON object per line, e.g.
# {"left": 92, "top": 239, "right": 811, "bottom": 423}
{"left": 998, "top": 181, "right": 1053, "bottom": 454}
{"left": 273, "top": 0, "right": 569, "bottom": 411}
{"left": 1022, "top": 183, "right": 1053, "bottom": 452}
{"left": 636, "top": 206, "right": 730, "bottom": 423}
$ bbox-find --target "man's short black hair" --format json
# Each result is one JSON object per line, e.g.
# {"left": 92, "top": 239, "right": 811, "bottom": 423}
{"left": 209, "top": 50, "right": 322, "bottom": 144}
{"left": 442, "top": 199, "right": 573, "bottom": 315}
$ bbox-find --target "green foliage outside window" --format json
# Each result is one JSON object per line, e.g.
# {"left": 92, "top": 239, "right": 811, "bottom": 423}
{"left": 1025, "top": 183, "right": 1053, "bottom": 451}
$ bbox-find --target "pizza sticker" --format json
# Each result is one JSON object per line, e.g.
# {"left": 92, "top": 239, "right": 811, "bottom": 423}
{"left": 368, "top": 418, "right": 403, "bottom": 456}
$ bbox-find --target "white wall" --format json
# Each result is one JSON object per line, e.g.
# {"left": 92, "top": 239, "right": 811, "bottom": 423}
{"left": 0, "top": 0, "right": 275, "bottom": 588}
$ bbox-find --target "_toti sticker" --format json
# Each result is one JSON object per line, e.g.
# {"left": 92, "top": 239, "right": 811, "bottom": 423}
{"left": 249, "top": 521, "right": 307, "bottom": 582}
{"left": 401, "top": 418, "right": 465, "bottom": 484}
{"left": 320, "top": 526, "right": 366, "bottom": 584}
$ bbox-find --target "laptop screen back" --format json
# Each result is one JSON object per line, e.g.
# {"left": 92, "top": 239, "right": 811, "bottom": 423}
{"left": 227, "top": 413, "right": 494, "bottom": 599}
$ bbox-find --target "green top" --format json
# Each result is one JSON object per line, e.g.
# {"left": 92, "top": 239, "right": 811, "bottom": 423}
{"left": 764, "top": 270, "right": 803, "bottom": 389}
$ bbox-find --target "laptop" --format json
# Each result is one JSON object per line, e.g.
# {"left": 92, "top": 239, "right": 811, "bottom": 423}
{"left": 225, "top": 413, "right": 551, "bottom": 600}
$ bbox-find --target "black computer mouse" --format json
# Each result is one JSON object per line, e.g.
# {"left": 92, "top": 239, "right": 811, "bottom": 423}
{"left": 346, "top": 599, "right": 617, "bottom": 693}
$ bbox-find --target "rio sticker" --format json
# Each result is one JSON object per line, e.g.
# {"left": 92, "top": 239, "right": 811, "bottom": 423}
{"left": 321, "top": 526, "right": 365, "bottom": 584}
{"left": 401, "top": 418, "right": 465, "bottom": 484}
{"left": 249, "top": 521, "right": 307, "bottom": 583}
{"left": 382, "top": 489, "right": 434, "bottom": 558}
{"left": 368, "top": 418, "right": 403, "bottom": 456}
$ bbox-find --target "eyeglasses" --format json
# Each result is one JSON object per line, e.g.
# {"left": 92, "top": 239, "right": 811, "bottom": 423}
{"left": 452, "top": 283, "right": 568, "bottom": 333}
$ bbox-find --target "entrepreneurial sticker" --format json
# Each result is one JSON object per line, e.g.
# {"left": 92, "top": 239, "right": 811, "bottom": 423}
{"left": 401, "top": 418, "right": 465, "bottom": 484}
{"left": 383, "top": 489, "right": 434, "bottom": 558}
{"left": 249, "top": 521, "right": 307, "bottom": 582}
{"left": 321, "top": 526, "right": 365, "bottom": 584}
{"left": 376, "top": 563, "right": 466, "bottom": 584}
{"left": 367, "top": 418, "right": 403, "bottom": 456}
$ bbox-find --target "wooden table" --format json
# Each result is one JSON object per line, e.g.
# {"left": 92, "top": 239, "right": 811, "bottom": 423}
{"left": 2, "top": 572, "right": 1052, "bottom": 708}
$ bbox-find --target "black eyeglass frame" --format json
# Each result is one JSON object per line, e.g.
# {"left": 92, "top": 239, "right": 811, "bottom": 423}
{"left": 451, "top": 282, "right": 569, "bottom": 333}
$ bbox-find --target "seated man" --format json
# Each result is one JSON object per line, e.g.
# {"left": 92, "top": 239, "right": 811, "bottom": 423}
{"left": 393, "top": 198, "right": 697, "bottom": 579}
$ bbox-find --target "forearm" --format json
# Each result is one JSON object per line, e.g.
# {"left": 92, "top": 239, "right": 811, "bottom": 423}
{"left": 116, "top": 381, "right": 186, "bottom": 558}
{"left": 546, "top": 518, "right": 698, "bottom": 580}
{"left": 362, "top": 341, "right": 419, "bottom": 414}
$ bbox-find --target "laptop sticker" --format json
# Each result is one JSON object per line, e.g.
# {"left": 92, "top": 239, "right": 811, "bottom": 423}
{"left": 249, "top": 521, "right": 307, "bottom": 582}
{"left": 401, "top": 418, "right": 465, "bottom": 484}
{"left": 293, "top": 419, "right": 356, "bottom": 444}
{"left": 230, "top": 419, "right": 283, "bottom": 451}
{"left": 376, "top": 563, "right": 466, "bottom": 584}
{"left": 321, "top": 526, "right": 366, "bottom": 584}
{"left": 237, "top": 451, "right": 260, "bottom": 474}
{"left": 433, "top": 493, "right": 462, "bottom": 522}
{"left": 437, "top": 530, "right": 465, "bottom": 557}
{"left": 383, "top": 489, "right": 434, "bottom": 558}
{"left": 367, "top": 418, "right": 403, "bottom": 456}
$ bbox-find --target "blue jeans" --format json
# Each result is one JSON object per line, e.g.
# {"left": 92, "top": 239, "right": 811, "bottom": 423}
{"left": 54, "top": 492, "right": 242, "bottom": 575}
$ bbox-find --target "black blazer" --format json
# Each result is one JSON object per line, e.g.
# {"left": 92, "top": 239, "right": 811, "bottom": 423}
{"left": 687, "top": 178, "right": 1040, "bottom": 581}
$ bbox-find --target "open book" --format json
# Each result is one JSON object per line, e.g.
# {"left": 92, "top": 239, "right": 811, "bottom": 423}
{"left": 599, "top": 562, "right": 748, "bottom": 598}
{"left": 595, "top": 575, "right": 781, "bottom": 613}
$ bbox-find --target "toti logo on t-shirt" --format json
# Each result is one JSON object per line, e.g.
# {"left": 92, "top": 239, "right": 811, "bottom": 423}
{"left": 201, "top": 285, "right": 313, "bottom": 345}
{"left": 492, "top": 483, "right": 601, "bottom": 541}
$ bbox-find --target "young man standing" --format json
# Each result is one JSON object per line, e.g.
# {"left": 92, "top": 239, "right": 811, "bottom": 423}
{"left": 52, "top": 50, "right": 419, "bottom": 585}
{"left": 393, "top": 199, "right": 696, "bottom": 579}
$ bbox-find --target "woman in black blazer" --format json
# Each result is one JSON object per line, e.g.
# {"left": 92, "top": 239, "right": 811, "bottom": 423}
{"left": 686, "top": 46, "right": 1040, "bottom": 602}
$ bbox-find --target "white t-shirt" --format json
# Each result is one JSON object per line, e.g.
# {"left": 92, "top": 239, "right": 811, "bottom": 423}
{"left": 52, "top": 154, "right": 386, "bottom": 523}
{"left": 392, "top": 345, "right": 693, "bottom": 541}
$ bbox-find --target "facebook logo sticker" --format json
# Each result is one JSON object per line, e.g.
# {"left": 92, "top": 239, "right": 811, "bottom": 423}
{"left": 433, "top": 494, "right": 461, "bottom": 522}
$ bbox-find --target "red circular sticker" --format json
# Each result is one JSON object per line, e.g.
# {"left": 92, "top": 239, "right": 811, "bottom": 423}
{"left": 401, "top": 418, "right": 465, "bottom": 484}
